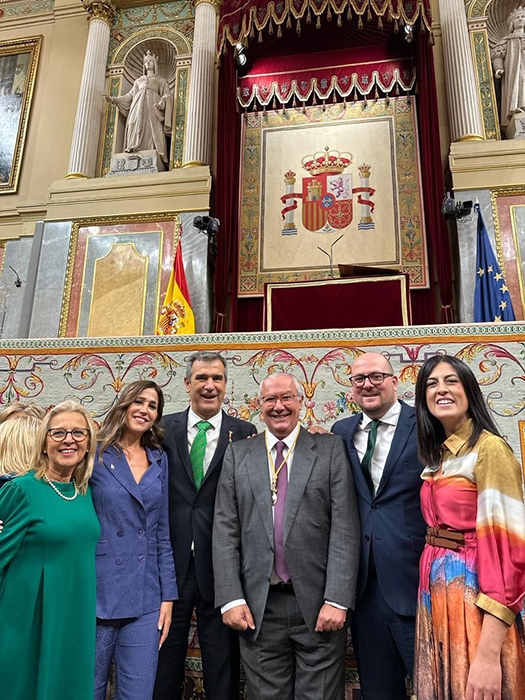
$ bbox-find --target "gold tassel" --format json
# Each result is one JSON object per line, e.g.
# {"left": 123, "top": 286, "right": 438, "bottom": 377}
{"left": 347, "top": 3, "right": 352, "bottom": 20}
{"left": 277, "top": 24, "right": 282, "bottom": 38}
{"left": 286, "top": 15, "right": 292, "bottom": 29}
{"left": 269, "top": 18, "right": 274, "bottom": 35}
{"left": 327, "top": 6, "right": 332, "bottom": 21}
{"left": 358, "top": 15, "right": 363, "bottom": 29}
{"left": 292, "top": 94, "right": 297, "bottom": 108}
{"left": 306, "top": 7, "right": 312, "bottom": 23}
{"left": 302, "top": 101, "right": 306, "bottom": 114}
{"left": 367, "top": 8, "right": 372, "bottom": 22}
{"left": 312, "top": 92, "right": 317, "bottom": 105}
{"left": 296, "top": 19, "right": 301, "bottom": 35}
{"left": 250, "top": 26, "right": 255, "bottom": 39}
{"left": 394, "top": 19, "right": 399, "bottom": 33}
{"left": 337, "top": 13, "right": 342, "bottom": 27}
{"left": 316, "top": 14, "right": 321, "bottom": 28}
{"left": 378, "top": 16, "right": 383, "bottom": 30}
{"left": 272, "top": 96, "right": 277, "bottom": 110}
{"left": 258, "top": 30, "right": 263, "bottom": 42}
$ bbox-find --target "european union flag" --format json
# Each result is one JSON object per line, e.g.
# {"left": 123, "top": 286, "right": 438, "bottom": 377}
{"left": 474, "top": 203, "right": 515, "bottom": 322}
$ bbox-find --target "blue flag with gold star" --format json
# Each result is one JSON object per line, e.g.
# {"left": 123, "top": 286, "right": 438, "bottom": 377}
{"left": 474, "top": 203, "right": 515, "bottom": 322}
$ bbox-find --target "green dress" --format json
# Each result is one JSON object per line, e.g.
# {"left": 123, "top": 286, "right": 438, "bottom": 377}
{"left": 0, "top": 472, "right": 100, "bottom": 700}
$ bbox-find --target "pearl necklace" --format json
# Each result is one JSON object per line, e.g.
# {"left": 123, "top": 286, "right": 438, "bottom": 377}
{"left": 43, "top": 473, "right": 79, "bottom": 501}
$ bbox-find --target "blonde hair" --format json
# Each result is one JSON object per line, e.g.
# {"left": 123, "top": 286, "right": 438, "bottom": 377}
{"left": 0, "top": 414, "right": 42, "bottom": 477}
{"left": 0, "top": 401, "right": 46, "bottom": 424}
{"left": 34, "top": 401, "right": 98, "bottom": 495}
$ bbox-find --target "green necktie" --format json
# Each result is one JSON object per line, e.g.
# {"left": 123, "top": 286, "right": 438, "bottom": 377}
{"left": 190, "top": 420, "right": 212, "bottom": 490}
{"left": 361, "top": 419, "right": 380, "bottom": 495}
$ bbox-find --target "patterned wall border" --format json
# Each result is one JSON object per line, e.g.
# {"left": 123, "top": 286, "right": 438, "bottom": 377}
{"left": 1, "top": 323, "right": 525, "bottom": 456}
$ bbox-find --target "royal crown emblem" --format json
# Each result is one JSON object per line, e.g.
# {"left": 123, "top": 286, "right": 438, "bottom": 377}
{"left": 280, "top": 146, "right": 376, "bottom": 234}
{"left": 158, "top": 299, "right": 188, "bottom": 334}
{"left": 302, "top": 148, "right": 352, "bottom": 176}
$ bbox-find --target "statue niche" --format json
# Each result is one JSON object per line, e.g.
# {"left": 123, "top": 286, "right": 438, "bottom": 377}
{"left": 105, "top": 49, "right": 174, "bottom": 175}
{"left": 491, "top": 5, "right": 525, "bottom": 138}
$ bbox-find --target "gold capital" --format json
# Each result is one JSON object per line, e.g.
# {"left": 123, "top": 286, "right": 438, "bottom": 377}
{"left": 81, "top": 0, "right": 117, "bottom": 25}
{"left": 194, "top": 0, "right": 221, "bottom": 14}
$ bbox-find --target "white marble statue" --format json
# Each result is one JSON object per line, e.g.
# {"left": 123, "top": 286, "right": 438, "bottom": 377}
{"left": 105, "top": 50, "right": 173, "bottom": 164}
{"left": 492, "top": 6, "right": 525, "bottom": 130}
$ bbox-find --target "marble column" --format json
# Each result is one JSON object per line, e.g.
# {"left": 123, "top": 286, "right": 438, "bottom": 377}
{"left": 183, "top": 0, "right": 219, "bottom": 166}
{"left": 438, "top": 0, "right": 484, "bottom": 141}
{"left": 67, "top": 0, "right": 116, "bottom": 178}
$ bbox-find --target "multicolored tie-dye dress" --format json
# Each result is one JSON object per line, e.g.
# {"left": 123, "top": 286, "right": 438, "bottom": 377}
{"left": 413, "top": 420, "right": 525, "bottom": 700}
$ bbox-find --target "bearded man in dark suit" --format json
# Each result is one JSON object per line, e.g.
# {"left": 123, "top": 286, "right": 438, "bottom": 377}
{"left": 331, "top": 352, "right": 426, "bottom": 700}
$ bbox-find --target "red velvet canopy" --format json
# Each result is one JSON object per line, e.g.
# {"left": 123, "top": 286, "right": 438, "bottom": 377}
{"left": 237, "top": 45, "right": 415, "bottom": 108}
{"left": 218, "top": 0, "right": 433, "bottom": 54}
{"left": 214, "top": 0, "right": 453, "bottom": 332}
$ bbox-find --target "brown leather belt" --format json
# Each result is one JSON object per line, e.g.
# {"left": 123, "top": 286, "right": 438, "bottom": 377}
{"left": 425, "top": 526, "right": 465, "bottom": 551}
{"left": 270, "top": 581, "right": 294, "bottom": 592}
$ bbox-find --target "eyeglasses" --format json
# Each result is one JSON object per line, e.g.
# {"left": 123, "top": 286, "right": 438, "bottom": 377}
{"left": 350, "top": 372, "right": 394, "bottom": 388}
{"left": 47, "top": 428, "right": 89, "bottom": 442}
{"left": 261, "top": 394, "right": 297, "bottom": 407}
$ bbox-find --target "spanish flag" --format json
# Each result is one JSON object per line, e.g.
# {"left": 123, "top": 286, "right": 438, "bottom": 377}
{"left": 156, "top": 237, "right": 195, "bottom": 335}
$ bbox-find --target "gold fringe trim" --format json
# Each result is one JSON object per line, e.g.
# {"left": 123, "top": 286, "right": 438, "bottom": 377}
{"left": 218, "top": 0, "right": 433, "bottom": 56}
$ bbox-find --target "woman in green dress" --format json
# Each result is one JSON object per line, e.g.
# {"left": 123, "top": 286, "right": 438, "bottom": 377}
{"left": 0, "top": 400, "right": 100, "bottom": 700}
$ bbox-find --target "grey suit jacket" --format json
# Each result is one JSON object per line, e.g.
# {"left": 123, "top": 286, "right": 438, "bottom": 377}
{"left": 213, "top": 428, "right": 360, "bottom": 640}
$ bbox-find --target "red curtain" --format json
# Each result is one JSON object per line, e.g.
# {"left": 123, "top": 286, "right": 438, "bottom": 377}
{"left": 214, "top": 51, "right": 242, "bottom": 332}
{"left": 414, "top": 30, "right": 454, "bottom": 323}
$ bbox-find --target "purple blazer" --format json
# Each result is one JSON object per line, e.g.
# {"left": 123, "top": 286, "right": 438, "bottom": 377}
{"left": 91, "top": 445, "right": 178, "bottom": 619}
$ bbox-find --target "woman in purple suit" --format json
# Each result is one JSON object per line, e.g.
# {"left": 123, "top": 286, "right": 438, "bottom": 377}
{"left": 92, "top": 380, "right": 178, "bottom": 700}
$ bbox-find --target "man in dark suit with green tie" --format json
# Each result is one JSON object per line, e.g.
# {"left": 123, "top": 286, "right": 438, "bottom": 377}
{"left": 154, "top": 351, "right": 256, "bottom": 700}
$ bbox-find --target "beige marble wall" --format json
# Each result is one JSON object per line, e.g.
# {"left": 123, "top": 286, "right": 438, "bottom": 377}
{"left": 0, "top": 0, "right": 89, "bottom": 241}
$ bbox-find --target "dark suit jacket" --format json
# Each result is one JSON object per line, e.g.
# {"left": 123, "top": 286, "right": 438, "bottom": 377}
{"left": 91, "top": 445, "right": 178, "bottom": 619}
{"left": 163, "top": 409, "right": 257, "bottom": 601}
{"left": 213, "top": 429, "right": 360, "bottom": 640}
{"left": 332, "top": 401, "right": 426, "bottom": 617}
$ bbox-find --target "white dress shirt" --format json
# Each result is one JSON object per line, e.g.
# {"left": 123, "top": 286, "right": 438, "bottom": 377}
{"left": 187, "top": 407, "right": 222, "bottom": 476}
{"left": 353, "top": 400, "right": 402, "bottom": 495}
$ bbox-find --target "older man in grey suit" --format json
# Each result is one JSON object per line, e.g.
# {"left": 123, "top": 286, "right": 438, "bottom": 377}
{"left": 213, "top": 372, "right": 360, "bottom": 699}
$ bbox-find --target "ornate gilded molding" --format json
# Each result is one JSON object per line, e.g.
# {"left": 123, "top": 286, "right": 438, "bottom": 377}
{"left": 81, "top": 0, "right": 117, "bottom": 25}
{"left": 470, "top": 28, "right": 499, "bottom": 139}
{"left": 99, "top": 76, "right": 120, "bottom": 177}
{"left": 171, "top": 65, "right": 189, "bottom": 168}
{"left": 59, "top": 212, "right": 180, "bottom": 338}
{"left": 491, "top": 187, "right": 525, "bottom": 309}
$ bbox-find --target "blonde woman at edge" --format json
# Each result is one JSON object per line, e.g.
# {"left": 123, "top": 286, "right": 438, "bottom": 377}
{"left": 0, "top": 413, "right": 43, "bottom": 489}
{"left": 0, "top": 401, "right": 100, "bottom": 700}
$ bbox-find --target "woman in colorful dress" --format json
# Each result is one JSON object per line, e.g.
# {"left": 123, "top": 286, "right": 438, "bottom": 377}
{"left": 413, "top": 355, "right": 525, "bottom": 700}
{"left": 0, "top": 401, "right": 99, "bottom": 700}
{"left": 92, "top": 380, "right": 177, "bottom": 700}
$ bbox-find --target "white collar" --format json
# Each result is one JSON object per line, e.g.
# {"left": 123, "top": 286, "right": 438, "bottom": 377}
{"left": 188, "top": 407, "right": 222, "bottom": 430}
{"left": 361, "top": 400, "right": 401, "bottom": 429}
{"left": 265, "top": 423, "right": 301, "bottom": 451}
